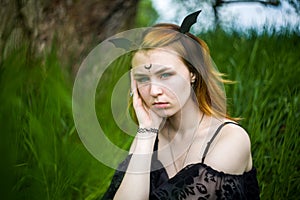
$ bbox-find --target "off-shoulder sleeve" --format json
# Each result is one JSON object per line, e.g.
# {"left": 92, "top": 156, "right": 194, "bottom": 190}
{"left": 150, "top": 163, "right": 260, "bottom": 200}
{"left": 243, "top": 168, "right": 260, "bottom": 200}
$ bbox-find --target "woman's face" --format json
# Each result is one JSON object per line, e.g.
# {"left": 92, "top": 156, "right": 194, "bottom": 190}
{"left": 132, "top": 49, "right": 195, "bottom": 117}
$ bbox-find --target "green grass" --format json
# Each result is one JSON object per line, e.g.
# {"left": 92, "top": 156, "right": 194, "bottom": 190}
{"left": 0, "top": 46, "right": 109, "bottom": 199}
{"left": 0, "top": 29, "right": 299, "bottom": 199}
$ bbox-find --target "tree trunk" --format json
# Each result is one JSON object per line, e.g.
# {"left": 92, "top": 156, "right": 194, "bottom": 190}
{"left": 0, "top": 0, "right": 139, "bottom": 73}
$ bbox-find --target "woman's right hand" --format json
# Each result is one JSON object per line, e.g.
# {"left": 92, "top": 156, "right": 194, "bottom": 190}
{"left": 130, "top": 71, "right": 164, "bottom": 129}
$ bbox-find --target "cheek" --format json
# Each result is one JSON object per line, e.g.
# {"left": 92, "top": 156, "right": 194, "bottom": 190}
{"left": 137, "top": 84, "right": 150, "bottom": 100}
{"left": 168, "top": 80, "right": 192, "bottom": 105}
{"left": 168, "top": 78, "right": 191, "bottom": 95}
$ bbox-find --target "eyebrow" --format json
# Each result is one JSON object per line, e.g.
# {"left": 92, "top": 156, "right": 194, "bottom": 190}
{"left": 133, "top": 67, "right": 173, "bottom": 77}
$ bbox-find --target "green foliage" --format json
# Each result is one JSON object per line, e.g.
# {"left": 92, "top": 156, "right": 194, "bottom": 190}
{"left": 0, "top": 30, "right": 299, "bottom": 199}
{"left": 135, "top": 0, "right": 159, "bottom": 27}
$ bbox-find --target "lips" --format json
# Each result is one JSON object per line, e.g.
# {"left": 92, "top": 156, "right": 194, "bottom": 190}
{"left": 153, "top": 102, "right": 170, "bottom": 109}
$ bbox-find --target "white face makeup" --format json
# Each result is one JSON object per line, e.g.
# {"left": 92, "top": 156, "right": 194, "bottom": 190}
{"left": 132, "top": 49, "right": 194, "bottom": 117}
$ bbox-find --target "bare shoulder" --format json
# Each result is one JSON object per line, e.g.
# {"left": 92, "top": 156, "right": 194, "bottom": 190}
{"left": 220, "top": 122, "right": 251, "bottom": 150}
{"left": 204, "top": 122, "right": 253, "bottom": 174}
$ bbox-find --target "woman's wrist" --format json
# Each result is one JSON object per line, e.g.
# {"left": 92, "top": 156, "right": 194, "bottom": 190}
{"left": 137, "top": 127, "right": 159, "bottom": 134}
{"left": 135, "top": 127, "right": 158, "bottom": 140}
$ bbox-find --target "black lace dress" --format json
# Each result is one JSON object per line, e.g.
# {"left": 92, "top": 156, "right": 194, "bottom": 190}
{"left": 102, "top": 122, "right": 260, "bottom": 200}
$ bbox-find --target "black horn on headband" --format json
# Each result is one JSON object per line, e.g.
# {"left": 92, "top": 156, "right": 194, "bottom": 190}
{"left": 179, "top": 10, "right": 202, "bottom": 34}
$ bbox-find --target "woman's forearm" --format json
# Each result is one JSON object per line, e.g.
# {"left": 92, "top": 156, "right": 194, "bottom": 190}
{"left": 113, "top": 134, "right": 156, "bottom": 200}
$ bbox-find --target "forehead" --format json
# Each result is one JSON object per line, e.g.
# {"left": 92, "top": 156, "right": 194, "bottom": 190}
{"left": 132, "top": 49, "right": 185, "bottom": 70}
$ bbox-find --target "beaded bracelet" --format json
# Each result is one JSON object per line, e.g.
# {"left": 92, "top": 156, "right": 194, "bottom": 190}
{"left": 137, "top": 128, "right": 159, "bottom": 134}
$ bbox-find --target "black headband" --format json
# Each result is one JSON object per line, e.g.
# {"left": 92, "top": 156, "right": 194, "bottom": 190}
{"left": 109, "top": 10, "right": 202, "bottom": 50}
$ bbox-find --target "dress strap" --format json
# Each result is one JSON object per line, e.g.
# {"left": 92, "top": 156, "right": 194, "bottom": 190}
{"left": 152, "top": 135, "right": 159, "bottom": 159}
{"left": 201, "top": 121, "right": 241, "bottom": 163}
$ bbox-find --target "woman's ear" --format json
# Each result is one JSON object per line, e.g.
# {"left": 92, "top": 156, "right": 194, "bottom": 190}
{"left": 190, "top": 72, "right": 196, "bottom": 83}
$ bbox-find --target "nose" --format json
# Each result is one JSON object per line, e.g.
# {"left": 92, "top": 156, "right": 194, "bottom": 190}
{"left": 149, "top": 82, "right": 163, "bottom": 97}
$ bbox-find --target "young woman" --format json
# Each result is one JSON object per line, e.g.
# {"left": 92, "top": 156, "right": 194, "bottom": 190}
{"left": 102, "top": 11, "right": 260, "bottom": 200}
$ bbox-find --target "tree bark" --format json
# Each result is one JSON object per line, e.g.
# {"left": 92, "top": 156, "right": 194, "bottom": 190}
{"left": 0, "top": 0, "right": 139, "bottom": 73}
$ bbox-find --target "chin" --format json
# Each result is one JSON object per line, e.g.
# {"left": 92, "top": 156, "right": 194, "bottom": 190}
{"left": 153, "top": 108, "right": 178, "bottom": 118}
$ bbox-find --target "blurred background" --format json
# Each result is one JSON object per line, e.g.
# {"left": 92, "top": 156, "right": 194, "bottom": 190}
{"left": 0, "top": 0, "right": 299, "bottom": 199}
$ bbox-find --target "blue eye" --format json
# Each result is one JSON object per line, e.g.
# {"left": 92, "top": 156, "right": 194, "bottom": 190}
{"left": 136, "top": 77, "right": 150, "bottom": 83}
{"left": 160, "top": 73, "right": 172, "bottom": 79}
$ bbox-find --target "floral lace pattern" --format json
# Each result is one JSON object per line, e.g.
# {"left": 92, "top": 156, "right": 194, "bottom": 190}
{"left": 149, "top": 160, "right": 259, "bottom": 200}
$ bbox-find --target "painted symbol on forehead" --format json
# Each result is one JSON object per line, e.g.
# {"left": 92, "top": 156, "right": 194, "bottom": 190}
{"left": 144, "top": 64, "right": 152, "bottom": 71}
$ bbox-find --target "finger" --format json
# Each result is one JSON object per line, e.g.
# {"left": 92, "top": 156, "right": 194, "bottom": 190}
{"left": 130, "top": 70, "right": 137, "bottom": 96}
{"left": 130, "top": 70, "right": 140, "bottom": 105}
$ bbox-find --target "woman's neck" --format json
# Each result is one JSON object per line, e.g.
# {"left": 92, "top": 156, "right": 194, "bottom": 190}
{"left": 165, "top": 97, "right": 203, "bottom": 137}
